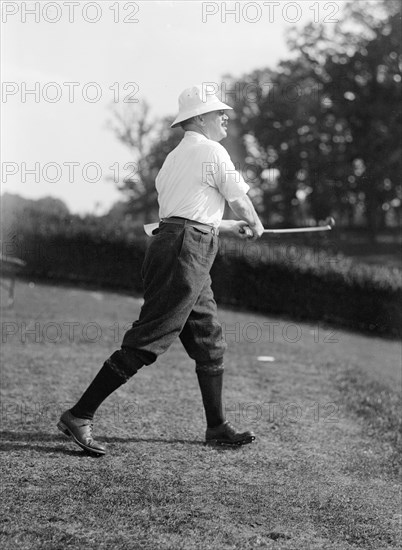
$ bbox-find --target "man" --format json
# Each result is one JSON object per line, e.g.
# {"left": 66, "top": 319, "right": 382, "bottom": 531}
{"left": 57, "top": 84, "right": 264, "bottom": 455}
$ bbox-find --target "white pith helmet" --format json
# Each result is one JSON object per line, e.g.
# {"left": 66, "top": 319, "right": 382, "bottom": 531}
{"left": 171, "top": 84, "right": 232, "bottom": 128}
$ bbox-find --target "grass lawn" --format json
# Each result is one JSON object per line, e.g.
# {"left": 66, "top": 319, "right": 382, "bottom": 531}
{"left": 1, "top": 279, "right": 401, "bottom": 550}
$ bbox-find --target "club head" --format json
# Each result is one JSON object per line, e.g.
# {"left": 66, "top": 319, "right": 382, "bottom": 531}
{"left": 325, "top": 217, "right": 336, "bottom": 229}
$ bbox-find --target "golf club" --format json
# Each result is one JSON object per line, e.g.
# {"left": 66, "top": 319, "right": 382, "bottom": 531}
{"left": 240, "top": 217, "right": 335, "bottom": 237}
{"left": 263, "top": 217, "right": 336, "bottom": 234}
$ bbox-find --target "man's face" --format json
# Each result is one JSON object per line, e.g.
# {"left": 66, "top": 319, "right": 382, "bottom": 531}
{"left": 201, "top": 110, "right": 229, "bottom": 142}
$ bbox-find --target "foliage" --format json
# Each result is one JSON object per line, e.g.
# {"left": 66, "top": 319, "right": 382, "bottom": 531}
{"left": 1, "top": 193, "right": 148, "bottom": 246}
{"left": 224, "top": 0, "right": 401, "bottom": 237}
{"left": 101, "top": 2, "right": 401, "bottom": 240}
{"left": 212, "top": 237, "right": 401, "bottom": 337}
{"left": 8, "top": 226, "right": 401, "bottom": 338}
{"left": 107, "top": 104, "right": 182, "bottom": 222}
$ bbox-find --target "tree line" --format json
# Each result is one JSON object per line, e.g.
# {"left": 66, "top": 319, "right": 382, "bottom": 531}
{"left": 112, "top": 0, "right": 401, "bottom": 240}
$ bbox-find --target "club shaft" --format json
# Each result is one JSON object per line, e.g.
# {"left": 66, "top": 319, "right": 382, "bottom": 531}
{"left": 263, "top": 225, "right": 332, "bottom": 234}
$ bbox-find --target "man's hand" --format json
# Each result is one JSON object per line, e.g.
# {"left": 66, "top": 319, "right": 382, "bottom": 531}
{"left": 238, "top": 222, "right": 265, "bottom": 240}
{"left": 219, "top": 220, "right": 258, "bottom": 239}
{"left": 228, "top": 195, "right": 265, "bottom": 240}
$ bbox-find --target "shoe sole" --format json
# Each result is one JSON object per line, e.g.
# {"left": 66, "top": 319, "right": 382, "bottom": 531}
{"left": 57, "top": 420, "right": 106, "bottom": 456}
{"left": 205, "top": 435, "right": 256, "bottom": 447}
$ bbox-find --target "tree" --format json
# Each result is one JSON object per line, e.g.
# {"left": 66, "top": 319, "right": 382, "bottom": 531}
{"left": 277, "top": 0, "right": 401, "bottom": 235}
{"left": 224, "top": 62, "right": 342, "bottom": 226}
{"left": 107, "top": 103, "right": 183, "bottom": 223}
{"left": 224, "top": 0, "right": 401, "bottom": 237}
{"left": 1, "top": 192, "right": 72, "bottom": 238}
{"left": 107, "top": 101, "right": 160, "bottom": 222}
{"left": 320, "top": 1, "right": 402, "bottom": 237}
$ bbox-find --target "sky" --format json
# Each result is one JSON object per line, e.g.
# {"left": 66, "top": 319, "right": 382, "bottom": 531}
{"left": 1, "top": 0, "right": 345, "bottom": 214}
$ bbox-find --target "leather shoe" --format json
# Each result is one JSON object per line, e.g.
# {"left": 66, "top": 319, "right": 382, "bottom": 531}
{"left": 205, "top": 420, "right": 255, "bottom": 446}
{"left": 57, "top": 410, "right": 106, "bottom": 456}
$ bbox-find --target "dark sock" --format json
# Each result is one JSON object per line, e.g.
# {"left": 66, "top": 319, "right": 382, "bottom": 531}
{"left": 70, "top": 351, "right": 142, "bottom": 420}
{"left": 196, "top": 372, "right": 225, "bottom": 428}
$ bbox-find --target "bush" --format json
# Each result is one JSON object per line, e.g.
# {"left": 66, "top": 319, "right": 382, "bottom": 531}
{"left": 6, "top": 232, "right": 401, "bottom": 338}
{"left": 212, "top": 238, "right": 401, "bottom": 338}
{"left": 4, "top": 232, "right": 147, "bottom": 294}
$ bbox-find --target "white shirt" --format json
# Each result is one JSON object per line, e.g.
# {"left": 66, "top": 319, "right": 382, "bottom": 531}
{"left": 155, "top": 131, "right": 249, "bottom": 228}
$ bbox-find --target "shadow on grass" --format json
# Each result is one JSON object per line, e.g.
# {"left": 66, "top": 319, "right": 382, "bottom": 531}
{"left": 0, "top": 430, "right": 84, "bottom": 456}
{"left": 0, "top": 430, "right": 249, "bottom": 455}
{"left": 102, "top": 435, "right": 249, "bottom": 453}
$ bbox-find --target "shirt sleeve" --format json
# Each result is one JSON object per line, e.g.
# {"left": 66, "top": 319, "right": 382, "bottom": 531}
{"left": 207, "top": 143, "right": 250, "bottom": 201}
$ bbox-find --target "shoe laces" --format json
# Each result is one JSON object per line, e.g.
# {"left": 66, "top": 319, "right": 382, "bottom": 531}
{"left": 88, "top": 422, "right": 95, "bottom": 441}
{"left": 79, "top": 420, "right": 94, "bottom": 442}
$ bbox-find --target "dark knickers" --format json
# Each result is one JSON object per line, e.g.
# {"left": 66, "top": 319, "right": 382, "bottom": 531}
{"left": 111, "top": 222, "right": 227, "bottom": 378}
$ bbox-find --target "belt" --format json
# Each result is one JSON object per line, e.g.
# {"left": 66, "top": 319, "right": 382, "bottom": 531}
{"left": 161, "top": 217, "right": 219, "bottom": 236}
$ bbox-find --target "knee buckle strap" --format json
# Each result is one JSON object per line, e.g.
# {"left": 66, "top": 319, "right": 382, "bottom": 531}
{"left": 106, "top": 350, "right": 143, "bottom": 382}
{"left": 195, "top": 362, "right": 224, "bottom": 376}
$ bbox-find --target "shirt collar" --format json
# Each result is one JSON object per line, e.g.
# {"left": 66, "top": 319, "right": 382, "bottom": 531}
{"left": 184, "top": 130, "right": 209, "bottom": 142}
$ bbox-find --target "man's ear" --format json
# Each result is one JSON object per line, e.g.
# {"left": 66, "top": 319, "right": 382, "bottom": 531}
{"left": 196, "top": 115, "right": 205, "bottom": 126}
